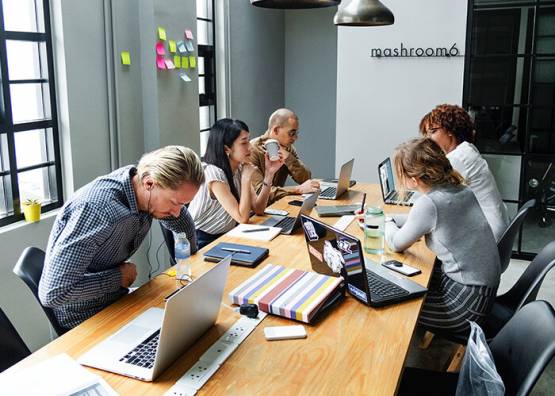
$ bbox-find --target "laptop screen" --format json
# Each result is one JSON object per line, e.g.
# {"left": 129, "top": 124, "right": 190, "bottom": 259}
{"left": 378, "top": 157, "right": 396, "bottom": 199}
{"left": 301, "top": 215, "right": 370, "bottom": 304}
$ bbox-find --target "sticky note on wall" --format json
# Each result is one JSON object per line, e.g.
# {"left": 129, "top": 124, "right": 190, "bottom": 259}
{"left": 158, "top": 27, "right": 167, "bottom": 41}
{"left": 189, "top": 56, "right": 196, "bottom": 68}
{"left": 182, "top": 56, "right": 189, "bottom": 69}
{"left": 156, "top": 42, "right": 165, "bottom": 55}
{"left": 169, "top": 40, "right": 176, "bottom": 53}
{"left": 174, "top": 55, "right": 181, "bottom": 68}
{"left": 185, "top": 29, "right": 193, "bottom": 40}
{"left": 156, "top": 56, "right": 166, "bottom": 69}
{"left": 120, "top": 51, "right": 131, "bottom": 65}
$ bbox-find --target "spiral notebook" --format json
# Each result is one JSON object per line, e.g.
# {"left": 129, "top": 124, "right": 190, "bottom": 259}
{"left": 229, "top": 264, "right": 344, "bottom": 323}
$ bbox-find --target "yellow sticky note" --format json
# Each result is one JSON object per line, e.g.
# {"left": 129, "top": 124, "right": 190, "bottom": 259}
{"left": 189, "top": 56, "right": 196, "bottom": 68}
{"left": 158, "top": 27, "right": 166, "bottom": 41}
{"left": 174, "top": 55, "right": 181, "bottom": 68}
{"left": 169, "top": 40, "right": 176, "bottom": 53}
{"left": 182, "top": 56, "right": 189, "bottom": 69}
{"left": 120, "top": 51, "right": 131, "bottom": 65}
{"left": 166, "top": 268, "right": 176, "bottom": 277}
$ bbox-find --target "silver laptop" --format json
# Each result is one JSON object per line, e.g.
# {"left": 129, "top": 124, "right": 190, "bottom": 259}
{"left": 378, "top": 157, "right": 419, "bottom": 206}
{"left": 79, "top": 256, "right": 231, "bottom": 382}
{"left": 261, "top": 192, "right": 318, "bottom": 234}
{"left": 319, "top": 158, "right": 355, "bottom": 200}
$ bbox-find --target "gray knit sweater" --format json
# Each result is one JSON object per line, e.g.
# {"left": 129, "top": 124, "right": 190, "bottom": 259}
{"left": 385, "top": 184, "right": 500, "bottom": 288}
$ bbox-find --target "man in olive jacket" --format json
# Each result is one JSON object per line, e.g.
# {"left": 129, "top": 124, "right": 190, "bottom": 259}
{"left": 250, "top": 108, "right": 320, "bottom": 204}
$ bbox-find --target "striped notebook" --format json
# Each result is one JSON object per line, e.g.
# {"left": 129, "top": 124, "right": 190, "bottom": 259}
{"left": 229, "top": 264, "right": 343, "bottom": 323}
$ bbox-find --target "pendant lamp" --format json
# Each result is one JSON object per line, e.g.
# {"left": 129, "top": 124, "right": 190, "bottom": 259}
{"left": 334, "top": 0, "right": 394, "bottom": 26}
{"left": 250, "top": 0, "right": 340, "bottom": 9}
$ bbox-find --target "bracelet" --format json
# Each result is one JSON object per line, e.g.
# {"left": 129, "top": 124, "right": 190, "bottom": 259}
{"left": 262, "top": 180, "right": 272, "bottom": 188}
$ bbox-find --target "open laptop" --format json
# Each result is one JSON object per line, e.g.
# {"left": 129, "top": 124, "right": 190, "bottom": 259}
{"left": 319, "top": 158, "right": 355, "bottom": 200}
{"left": 79, "top": 256, "right": 231, "bottom": 382}
{"left": 261, "top": 192, "right": 318, "bottom": 234}
{"left": 378, "top": 157, "right": 419, "bottom": 206}
{"left": 300, "top": 215, "right": 427, "bottom": 307}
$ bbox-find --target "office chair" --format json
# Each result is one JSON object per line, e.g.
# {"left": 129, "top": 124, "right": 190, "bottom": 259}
{"left": 498, "top": 199, "right": 536, "bottom": 273}
{"left": 12, "top": 247, "right": 67, "bottom": 337}
{"left": 0, "top": 307, "right": 31, "bottom": 373}
{"left": 160, "top": 224, "right": 176, "bottom": 266}
{"left": 399, "top": 300, "right": 555, "bottom": 396}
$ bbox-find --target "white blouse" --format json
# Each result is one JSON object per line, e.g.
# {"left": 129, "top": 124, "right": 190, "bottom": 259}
{"left": 447, "top": 141, "right": 510, "bottom": 241}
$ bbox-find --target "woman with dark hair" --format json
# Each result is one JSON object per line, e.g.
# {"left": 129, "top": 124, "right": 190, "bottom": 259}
{"left": 385, "top": 138, "right": 500, "bottom": 335}
{"left": 188, "top": 118, "right": 284, "bottom": 248}
{"left": 419, "top": 104, "right": 509, "bottom": 241}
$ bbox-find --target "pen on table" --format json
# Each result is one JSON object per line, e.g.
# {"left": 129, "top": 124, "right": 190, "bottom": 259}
{"left": 243, "top": 227, "right": 270, "bottom": 233}
{"left": 361, "top": 192, "right": 367, "bottom": 212}
{"left": 222, "top": 247, "right": 251, "bottom": 254}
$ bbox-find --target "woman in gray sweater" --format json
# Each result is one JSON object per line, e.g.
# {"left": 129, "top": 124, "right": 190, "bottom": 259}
{"left": 385, "top": 138, "right": 500, "bottom": 335}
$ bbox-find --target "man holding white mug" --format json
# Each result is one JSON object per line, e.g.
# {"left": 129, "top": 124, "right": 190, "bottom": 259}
{"left": 250, "top": 108, "right": 320, "bottom": 203}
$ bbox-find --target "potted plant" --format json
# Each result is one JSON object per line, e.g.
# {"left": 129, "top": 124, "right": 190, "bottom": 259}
{"left": 22, "top": 198, "right": 41, "bottom": 223}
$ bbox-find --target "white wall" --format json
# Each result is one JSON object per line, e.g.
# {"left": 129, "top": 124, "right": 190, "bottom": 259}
{"left": 336, "top": 0, "right": 468, "bottom": 184}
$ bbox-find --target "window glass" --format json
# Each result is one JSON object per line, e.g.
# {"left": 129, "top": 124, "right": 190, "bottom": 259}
{"left": 2, "top": 0, "right": 44, "bottom": 32}
{"left": 10, "top": 82, "right": 51, "bottom": 123}
{"left": 6, "top": 40, "right": 47, "bottom": 80}
{"left": 14, "top": 129, "right": 48, "bottom": 169}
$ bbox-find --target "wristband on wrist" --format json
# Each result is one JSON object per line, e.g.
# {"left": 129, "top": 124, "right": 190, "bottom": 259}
{"left": 262, "top": 180, "right": 272, "bottom": 188}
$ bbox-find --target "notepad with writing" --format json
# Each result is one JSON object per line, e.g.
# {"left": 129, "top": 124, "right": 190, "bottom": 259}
{"left": 203, "top": 242, "right": 269, "bottom": 267}
{"left": 229, "top": 264, "right": 344, "bottom": 323}
{"left": 226, "top": 223, "right": 282, "bottom": 241}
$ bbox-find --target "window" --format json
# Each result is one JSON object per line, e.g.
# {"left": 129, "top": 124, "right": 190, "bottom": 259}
{"left": 196, "top": 0, "right": 216, "bottom": 155}
{"left": 0, "top": 0, "right": 62, "bottom": 226}
{"left": 464, "top": 0, "right": 555, "bottom": 258}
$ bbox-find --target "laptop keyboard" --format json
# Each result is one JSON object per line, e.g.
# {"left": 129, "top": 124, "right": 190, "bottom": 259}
{"left": 119, "top": 329, "right": 160, "bottom": 369}
{"left": 320, "top": 186, "right": 337, "bottom": 198}
{"left": 275, "top": 216, "right": 296, "bottom": 230}
{"left": 366, "top": 270, "right": 409, "bottom": 301}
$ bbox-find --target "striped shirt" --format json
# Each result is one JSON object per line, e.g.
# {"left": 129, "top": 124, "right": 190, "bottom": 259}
{"left": 188, "top": 163, "right": 242, "bottom": 234}
{"left": 39, "top": 165, "right": 197, "bottom": 329}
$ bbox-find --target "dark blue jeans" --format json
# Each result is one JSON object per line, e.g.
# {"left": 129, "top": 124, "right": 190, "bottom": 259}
{"left": 196, "top": 229, "right": 223, "bottom": 250}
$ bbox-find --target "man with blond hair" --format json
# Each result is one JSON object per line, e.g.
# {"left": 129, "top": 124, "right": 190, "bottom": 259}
{"left": 250, "top": 108, "right": 319, "bottom": 203}
{"left": 39, "top": 146, "right": 204, "bottom": 329}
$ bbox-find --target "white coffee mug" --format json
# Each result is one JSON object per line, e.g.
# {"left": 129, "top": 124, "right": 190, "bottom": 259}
{"left": 264, "top": 139, "right": 280, "bottom": 161}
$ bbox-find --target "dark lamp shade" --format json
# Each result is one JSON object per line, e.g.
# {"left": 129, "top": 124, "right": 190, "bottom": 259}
{"left": 334, "top": 0, "right": 394, "bottom": 26}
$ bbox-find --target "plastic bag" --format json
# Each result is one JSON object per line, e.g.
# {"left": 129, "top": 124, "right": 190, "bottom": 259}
{"left": 455, "top": 321, "right": 505, "bottom": 396}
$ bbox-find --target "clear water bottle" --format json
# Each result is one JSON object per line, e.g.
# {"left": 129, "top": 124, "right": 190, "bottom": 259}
{"left": 174, "top": 233, "right": 191, "bottom": 281}
{"left": 364, "top": 207, "right": 385, "bottom": 254}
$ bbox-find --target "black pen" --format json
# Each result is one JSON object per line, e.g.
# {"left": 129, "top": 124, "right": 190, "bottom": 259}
{"left": 243, "top": 227, "right": 270, "bottom": 233}
{"left": 222, "top": 247, "right": 251, "bottom": 254}
{"left": 361, "top": 192, "right": 367, "bottom": 212}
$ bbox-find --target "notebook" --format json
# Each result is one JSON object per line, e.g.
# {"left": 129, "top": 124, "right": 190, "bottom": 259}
{"left": 203, "top": 242, "right": 269, "bottom": 267}
{"left": 300, "top": 214, "right": 427, "bottom": 308}
{"left": 378, "top": 157, "right": 419, "bottom": 206}
{"left": 229, "top": 264, "right": 344, "bottom": 323}
{"left": 315, "top": 193, "right": 366, "bottom": 217}
{"left": 226, "top": 223, "right": 282, "bottom": 241}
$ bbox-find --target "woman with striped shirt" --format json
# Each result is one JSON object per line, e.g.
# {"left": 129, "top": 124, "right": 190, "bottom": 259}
{"left": 384, "top": 138, "right": 500, "bottom": 335}
{"left": 188, "top": 118, "right": 284, "bottom": 249}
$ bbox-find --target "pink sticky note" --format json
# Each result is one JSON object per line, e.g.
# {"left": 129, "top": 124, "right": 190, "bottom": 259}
{"left": 156, "top": 42, "right": 165, "bottom": 55}
{"left": 165, "top": 58, "right": 175, "bottom": 69}
{"left": 185, "top": 29, "right": 193, "bottom": 40}
{"left": 156, "top": 56, "right": 166, "bottom": 69}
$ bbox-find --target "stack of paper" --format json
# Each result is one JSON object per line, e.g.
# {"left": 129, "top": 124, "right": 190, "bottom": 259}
{"left": 226, "top": 223, "right": 282, "bottom": 241}
{"left": 0, "top": 354, "right": 117, "bottom": 396}
{"left": 229, "top": 264, "right": 343, "bottom": 323}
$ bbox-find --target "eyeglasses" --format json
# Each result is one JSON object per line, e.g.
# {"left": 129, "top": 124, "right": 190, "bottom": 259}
{"left": 287, "top": 130, "right": 299, "bottom": 138}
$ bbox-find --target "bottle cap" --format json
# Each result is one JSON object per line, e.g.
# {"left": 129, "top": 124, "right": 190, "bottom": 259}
{"left": 365, "top": 206, "right": 383, "bottom": 215}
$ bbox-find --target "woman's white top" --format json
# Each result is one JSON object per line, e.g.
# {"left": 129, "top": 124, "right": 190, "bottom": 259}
{"left": 188, "top": 163, "right": 242, "bottom": 235}
{"left": 447, "top": 141, "right": 510, "bottom": 241}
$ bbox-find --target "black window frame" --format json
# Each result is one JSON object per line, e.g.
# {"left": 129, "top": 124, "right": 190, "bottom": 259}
{"left": 0, "top": 0, "right": 63, "bottom": 227}
{"left": 197, "top": 0, "right": 217, "bottom": 135}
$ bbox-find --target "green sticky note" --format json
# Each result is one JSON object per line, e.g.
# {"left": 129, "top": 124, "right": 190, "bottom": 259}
{"left": 120, "top": 51, "right": 131, "bottom": 65}
{"left": 158, "top": 27, "right": 167, "bottom": 41}
{"left": 169, "top": 40, "right": 176, "bottom": 53}
{"left": 189, "top": 56, "right": 196, "bottom": 68}
{"left": 182, "top": 56, "right": 189, "bottom": 69}
{"left": 174, "top": 55, "right": 181, "bottom": 68}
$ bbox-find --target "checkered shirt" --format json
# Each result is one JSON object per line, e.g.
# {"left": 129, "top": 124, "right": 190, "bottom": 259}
{"left": 39, "top": 165, "right": 197, "bottom": 329}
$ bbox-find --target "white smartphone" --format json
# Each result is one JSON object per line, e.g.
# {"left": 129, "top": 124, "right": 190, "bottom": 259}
{"left": 264, "top": 325, "right": 307, "bottom": 341}
{"left": 381, "top": 260, "right": 421, "bottom": 277}
{"left": 264, "top": 208, "right": 288, "bottom": 216}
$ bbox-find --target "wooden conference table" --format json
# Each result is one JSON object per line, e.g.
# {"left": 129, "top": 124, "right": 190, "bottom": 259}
{"left": 10, "top": 183, "right": 435, "bottom": 395}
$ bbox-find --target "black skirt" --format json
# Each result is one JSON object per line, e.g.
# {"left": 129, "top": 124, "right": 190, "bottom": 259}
{"left": 418, "top": 262, "right": 497, "bottom": 335}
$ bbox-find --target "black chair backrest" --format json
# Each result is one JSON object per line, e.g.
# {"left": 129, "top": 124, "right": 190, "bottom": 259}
{"left": 160, "top": 224, "right": 176, "bottom": 266}
{"left": 498, "top": 199, "right": 536, "bottom": 273}
{"left": 12, "top": 247, "right": 67, "bottom": 336}
{"left": 497, "top": 240, "right": 555, "bottom": 313}
{"left": 0, "top": 307, "right": 30, "bottom": 372}
{"left": 489, "top": 300, "right": 555, "bottom": 396}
